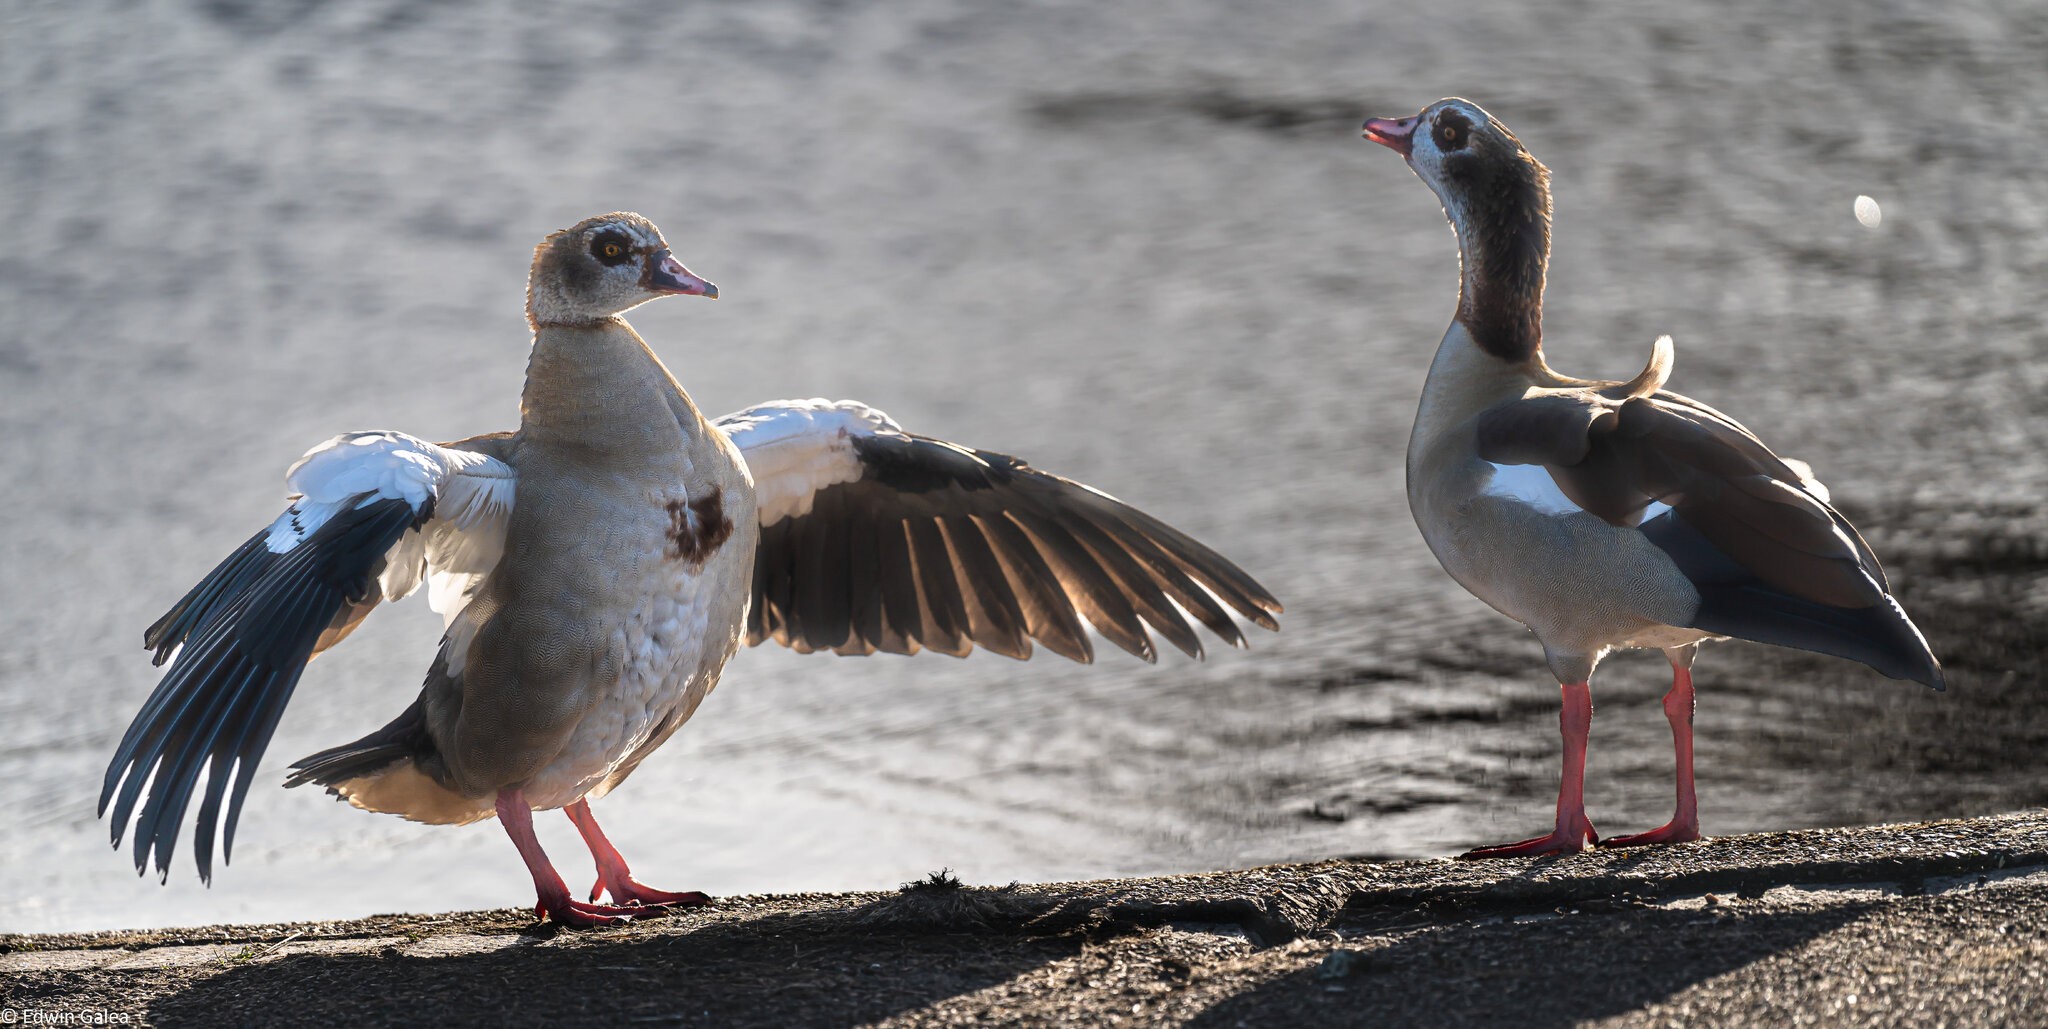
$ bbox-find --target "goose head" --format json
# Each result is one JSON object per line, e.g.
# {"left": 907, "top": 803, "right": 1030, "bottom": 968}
{"left": 1363, "top": 98, "right": 1552, "bottom": 363}
{"left": 1362, "top": 99, "right": 1548, "bottom": 230}
{"left": 526, "top": 211, "right": 718, "bottom": 329}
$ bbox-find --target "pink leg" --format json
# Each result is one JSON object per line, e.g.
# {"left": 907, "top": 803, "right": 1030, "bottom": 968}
{"left": 497, "top": 789, "right": 644, "bottom": 927}
{"left": 566, "top": 799, "right": 710, "bottom": 909}
{"left": 1602, "top": 666, "right": 1703, "bottom": 847}
{"left": 1461, "top": 681, "right": 1599, "bottom": 859}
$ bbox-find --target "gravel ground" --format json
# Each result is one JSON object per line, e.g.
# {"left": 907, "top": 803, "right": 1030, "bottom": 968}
{"left": 6, "top": 812, "right": 2047, "bottom": 1027}
{"left": 2, "top": 0, "right": 2045, "bottom": 934}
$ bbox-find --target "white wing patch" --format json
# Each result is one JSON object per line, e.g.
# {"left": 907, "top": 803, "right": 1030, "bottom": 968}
{"left": 366, "top": 457, "right": 516, "bottom": 612}
{"left": 268, "top": 432, "right": 482, "bottom": 553}
{"left": 1485, "top": 463, "right": 1674, "bottom": 527}
{"left": 716, "top": 399, "right": 901, "bottom": 526}
{"left": 1483, "top": 462, "right": 1583, "bottom": 516}
{"left": 262, "top": 430, "right": 516, "bottom": 624}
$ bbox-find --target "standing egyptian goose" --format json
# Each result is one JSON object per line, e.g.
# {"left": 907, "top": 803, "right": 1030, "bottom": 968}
{"left": 101, "top": 212, "right": 1281, "bottom": 925}
{"left": 1358, "top": 100, "right": 1941, "bottom": 857}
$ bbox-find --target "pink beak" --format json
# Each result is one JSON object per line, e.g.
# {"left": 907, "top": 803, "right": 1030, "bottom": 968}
{"left": 642, "top": 249, "right": 718, "bottom": 298}
{"left": 1362, "top": 115, "right": 1420, "bottom": 158}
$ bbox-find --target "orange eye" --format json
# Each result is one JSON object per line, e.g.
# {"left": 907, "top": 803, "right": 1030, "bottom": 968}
{"left": 1432, "top": 114, "right": 1471, "bottom": 152}
{"left": 603, "top": 243, "right": 624, "bottom": 258}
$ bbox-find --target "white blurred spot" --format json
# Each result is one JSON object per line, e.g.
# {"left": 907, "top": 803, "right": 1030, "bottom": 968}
{"left": 1854, "top": 195, "right": 1882, "bottom": 228}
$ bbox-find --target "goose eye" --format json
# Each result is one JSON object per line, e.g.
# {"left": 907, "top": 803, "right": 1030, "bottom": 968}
{"left": 590, "top": 235, "right": 634, "bottom": 266}
{"left": 1433, "top": 114, "right": 1470, "bottom": 152}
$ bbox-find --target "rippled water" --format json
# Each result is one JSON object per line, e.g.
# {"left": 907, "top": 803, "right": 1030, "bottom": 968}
{"left": 3, "top": 0, "right": 2045, "bottom": 933}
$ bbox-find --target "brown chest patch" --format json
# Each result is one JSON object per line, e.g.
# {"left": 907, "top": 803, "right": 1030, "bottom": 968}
{"left": 666, "top": 488, "right": 734, "bottom": 569}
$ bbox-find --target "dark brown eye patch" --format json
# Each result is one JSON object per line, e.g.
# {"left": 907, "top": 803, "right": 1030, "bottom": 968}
{"left": 590, "top": 230, "right": 635, "bottom": 267}
{"left": 1433, "top": 110, "right": 1472, "bottom": 152}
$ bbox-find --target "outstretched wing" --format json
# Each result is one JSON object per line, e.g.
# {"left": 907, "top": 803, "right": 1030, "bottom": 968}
{"left": 102, "top": 430, "right": 517, "bottom": 882}
{"left": 1474, "top": 373, "right": 1940, "bottom": 688}
{"left": 717, "top": 399, "right": 1281, "bottom": 663}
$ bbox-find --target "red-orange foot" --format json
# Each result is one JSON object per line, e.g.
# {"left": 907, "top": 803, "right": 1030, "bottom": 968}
{"left": 1602, "top": 665, "right": 1704, "bottom": 851}
{"left": 564, "top": 800, "right": 711, "bottom": 913}
{"left": 589, "top": 878, "right": 712, "bottom": 910}
{"left": 1599, "top": 820, "right": 1701, "bottom": 848}
{"left": 534, "top": 894, "right": 645, "bottom": 928}
{"left": 1463, "top": 681, "right": 1601, "bottom": 860}
{"left": 499, "top": 789, "right": 645, "bottom": 929}
{"left": 1459, "top": 817, "right": 1599, "bottom": 859}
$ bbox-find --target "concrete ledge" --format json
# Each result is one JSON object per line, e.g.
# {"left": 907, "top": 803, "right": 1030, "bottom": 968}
{"left": 6, "top": 812, "right": 2047, "bottom": 1026}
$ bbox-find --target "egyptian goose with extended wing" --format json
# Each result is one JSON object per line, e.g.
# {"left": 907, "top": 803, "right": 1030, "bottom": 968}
{"left": 102, "top": 212, "right": 1281, "bottom": 925}
{"left": 1359, "top": 100, "right": 1940, "bottom": 857}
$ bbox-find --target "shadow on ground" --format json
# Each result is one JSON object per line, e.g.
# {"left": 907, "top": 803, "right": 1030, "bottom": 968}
{"left": 1192, "top": 902, "right": 1870, "bottom": 1028}
{"left": 8, "top": 814, "right": 2048, "bottom": 1026}
{"left": 142, "top": 887, "right": 1081, "bottom": 1027}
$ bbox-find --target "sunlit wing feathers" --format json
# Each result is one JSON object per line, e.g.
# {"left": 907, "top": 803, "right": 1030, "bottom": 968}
{"left": 104, "top": 430, "right": 516, "bottom": 882}
{"left": 717, "top": 399, "right": 1282, "bottom": 663}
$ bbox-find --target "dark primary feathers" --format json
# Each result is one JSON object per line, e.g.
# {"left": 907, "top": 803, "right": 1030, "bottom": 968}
{"left": 103, "top": 430, "right": 512, "bottom": 883}
{"left": 266, "top": 408, "right": 1277, "bottom": 676}
{"left": 743, "top": 430, "right": 1282, "bottom": 663}
{"left": 102, "top": 497, "right": 427, "bottom": 882}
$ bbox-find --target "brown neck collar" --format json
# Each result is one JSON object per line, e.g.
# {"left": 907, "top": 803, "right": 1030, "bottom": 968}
{"left": 527, "top": 314, "right": 626, "bottom": 333}
{"left": 1447, "top": 151, "right": 1551, "bottom": 364}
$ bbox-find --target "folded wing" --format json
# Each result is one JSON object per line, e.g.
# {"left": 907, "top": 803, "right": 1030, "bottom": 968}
{"left": 1474, "top": 369, "right": 1940, "bottom": 688}
{"left": 102, "top": 430, "right": 516, "bottom": 882}
{"left": 718, "top": 399, "right": 1281, "bottom": 664}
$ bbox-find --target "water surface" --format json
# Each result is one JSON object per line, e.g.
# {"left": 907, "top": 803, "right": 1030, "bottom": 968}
{"left": 3, "top": 0, "right": 2045, "bottom": 932}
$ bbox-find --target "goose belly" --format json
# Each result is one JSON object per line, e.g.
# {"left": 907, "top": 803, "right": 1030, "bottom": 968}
{"left": 519, "top": 512, "right": 756, "bottom": 811}
{"left": 1410, "top": 460, "right": 1707, "bottom": 657}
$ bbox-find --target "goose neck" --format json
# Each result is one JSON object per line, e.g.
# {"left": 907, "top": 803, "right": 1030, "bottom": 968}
{"left": 1443, "top": 167, "right": 1550, "bottom": 365}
